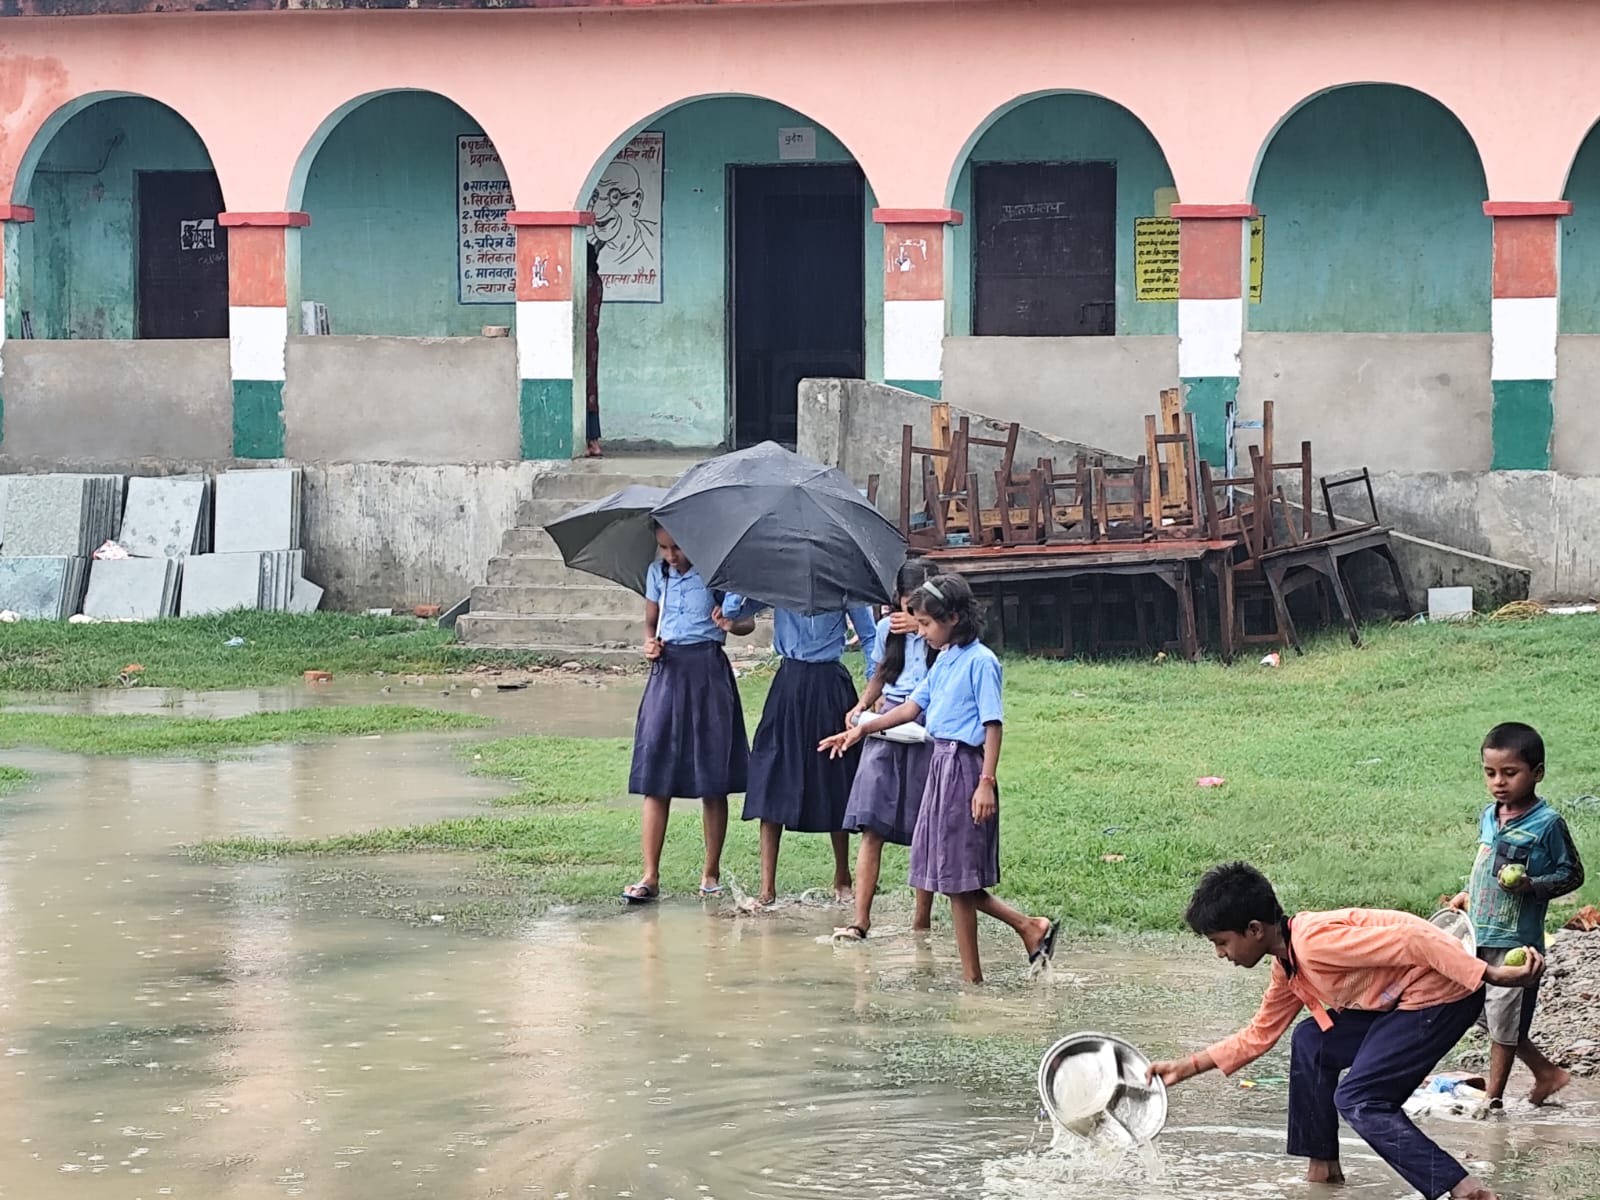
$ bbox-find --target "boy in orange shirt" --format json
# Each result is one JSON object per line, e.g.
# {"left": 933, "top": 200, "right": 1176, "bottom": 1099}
{"left": 1150, "top": 862, "right": 1543, "bottom": 1200}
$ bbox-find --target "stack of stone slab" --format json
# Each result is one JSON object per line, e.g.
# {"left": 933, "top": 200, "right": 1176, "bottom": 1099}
{"left": 80, "top": 475, "right": 215, "bottom": 621}
{"left": 0, "top": 474, "right": 124, "bottom": 618}
{"left": 179, "top": 469, "right": 320, "bottom": 616}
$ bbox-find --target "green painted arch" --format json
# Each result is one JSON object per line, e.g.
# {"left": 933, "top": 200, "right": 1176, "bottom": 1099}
{"left": 1560, "top": 119, "right": 1600, "bottom": 333}
{"left": 11, "top": 91, "right": 219, "bottom": 206}
{"left": 940, "top": 88, "right": 1174, "bottom": 210}
{"left": 573, "top": 93, "right": 877, "bottom": 211}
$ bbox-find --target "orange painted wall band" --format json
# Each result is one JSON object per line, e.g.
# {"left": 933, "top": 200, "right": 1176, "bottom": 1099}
{"left": 228, "top": 226, "right": 288, "bottom": 307}
{"left": 1179, "top": 218, "right": 1244, "bottom": 300}
{"left": 0, "top": 205, "right": 35, "bottom": 223}
{"left": 517, "top": 225, "right": 576, "bottom": 301}
{"left": 219, "top": 211, "right": 309, "bottom": 228}
{"left": 508, "top": 210, "right": 596, "bottom": 227}
{"left": 1483, "top": 201, "right": 1573, "bottom": 218}
{"left": 1492, "top": 215, "right": 1561, "bottom": 298}
{"left": 873, "top": 208, "right": 964, "bottom": 226}
{"left": 1170, "top": 203, "right": 1257, "bottom": 220}
{"left": 884, "top": 222, "right": 945, "bottom": 301}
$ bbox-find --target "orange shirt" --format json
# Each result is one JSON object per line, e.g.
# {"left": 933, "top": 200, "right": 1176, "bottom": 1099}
{"left": 1206, "top": 908, "right": 1488, "bottom": 1077}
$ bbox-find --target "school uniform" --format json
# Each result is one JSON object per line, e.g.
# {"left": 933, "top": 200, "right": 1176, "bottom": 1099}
{"left": 627, "top": 564, "right": 749, "bottom": 799}
{"left": 906, "top": 639, "right": 1003, "bottom": 895}
{"left": 1206, "top": 908, "right": 1489, "bottom": 1200}
{"left": 741, "top": 606, "right": 877, "bottom": 832}
{"left": 841, "top": 617, "right": 933, "bottom": 845}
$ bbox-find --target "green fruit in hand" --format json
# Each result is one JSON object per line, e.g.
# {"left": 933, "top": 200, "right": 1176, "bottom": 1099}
{"left": 1499, "top": 864, "right": 1527, "bottom": 888}
{"left": 1505, "top": 947, "right": 1528, "bottom": 967}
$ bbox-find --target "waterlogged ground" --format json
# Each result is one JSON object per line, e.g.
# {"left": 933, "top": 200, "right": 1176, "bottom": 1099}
{"left": 1, "top": 708, "right": 1598, "bottom": 1197}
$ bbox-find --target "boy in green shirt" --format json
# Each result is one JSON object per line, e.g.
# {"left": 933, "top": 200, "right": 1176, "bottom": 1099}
{"left": 1448, "top": 722, "right": 1585, "bottom": 1107}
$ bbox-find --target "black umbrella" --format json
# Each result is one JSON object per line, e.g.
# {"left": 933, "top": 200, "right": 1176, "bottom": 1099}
{"left": 543, "top": 484, "right": 669, "bottom": 597}
{"left": 651, "top": 442, "right": 907, "bottom": 614}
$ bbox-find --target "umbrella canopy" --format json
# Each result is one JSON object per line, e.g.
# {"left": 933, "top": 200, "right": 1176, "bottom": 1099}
{"left": 543, "top": 484, "right": 669, "bottom": 596}
{"left": 652, "top": 442, "right": 907, "bottom": 614}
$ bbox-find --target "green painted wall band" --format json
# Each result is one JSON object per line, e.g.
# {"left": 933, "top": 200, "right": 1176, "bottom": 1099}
{"left": 232, "top": 379, "right": 285, "bottom": 459}
{"left": 1490, "top": 379, "right": 1554, "bottom": 470}
{"left": 1180, "top": 376, "right": 1237, "bottom": 467}
{"left": 885, "top": 379, "right": 942, "bottom": 399}
{"left": 521, "top": 378, "right": 574, "bottom": 460}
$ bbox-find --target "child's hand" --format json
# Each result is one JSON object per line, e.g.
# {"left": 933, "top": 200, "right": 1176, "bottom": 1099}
{"left": 818, "top": 728, "right": 863, "bottom": 758}
{"left": 844, "top": 702, "right": 865, "bottom": 727}
{"left": 1448, "top": 891, "right": 1469, "bottom": 912}
{"left": 1484, "top": 947, "right": 1545, "bottom": 989}
{"left": 887, "top": 610, "right": 917, "bottom": 635}
{"left": 1502, "top": 875, "right": 1534, "bottom": 896}
{"left": 711, "top": 608, "right": 735, "bottom": 633}
{"left": 971, "top": 778, "right": 997, "bottom": 824}
{"left": 643, "top": 637, "right": 664, "bottom": 661}
{"left": 1146, "top": 1058, "right": 1196, "bottom": 1087}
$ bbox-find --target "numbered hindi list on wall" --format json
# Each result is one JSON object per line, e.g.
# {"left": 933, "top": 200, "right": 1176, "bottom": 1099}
{"left": 458, "top": 135, "right": 516, "bottom": 305}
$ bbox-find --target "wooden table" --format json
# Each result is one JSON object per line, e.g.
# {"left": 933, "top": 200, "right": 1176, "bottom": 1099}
{"left": 1257, "top": 525, "right": 1412, "bottom": 653}
{"left": 927, "top": 538, "right": 1241, "bottom": 662}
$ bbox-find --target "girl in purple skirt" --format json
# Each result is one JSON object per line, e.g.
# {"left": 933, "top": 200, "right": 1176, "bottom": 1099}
{"left": 833, "top": 557, "right": 940, "bottom": 942}
{"left": 623, "top": 523, "right": 754, "bottom": 905}
{"left": 820, "top": 573, "right": 1057, "bottom": 983}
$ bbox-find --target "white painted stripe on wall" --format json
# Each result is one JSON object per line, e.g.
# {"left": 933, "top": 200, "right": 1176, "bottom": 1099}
{"left": 1177, "top": 297, "right": 1244, "bottom": 378}
{"left": 1491, "top": 296, "right": 1559, "bottom": 381}
{"left": 884, "top": 299, "right": 945, "bottom": 380}
{"left": 229, "top": 305, "right": 288, "bottom": 382}
{"left": 0, "top": 294, "right": 6, "bottom": 380}
{"left": 516, "top": 299, "right": 575, "bottom": 381}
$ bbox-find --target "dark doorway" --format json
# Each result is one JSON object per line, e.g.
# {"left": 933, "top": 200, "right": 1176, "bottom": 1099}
{"left": 973, "top": 162, "right": 1117, "bottom": 337}
{"left": 137, "top": 170, "right": 229, "bottom": 340}
{"left": 730, "top": 164, "right": 865, "bottom": 448}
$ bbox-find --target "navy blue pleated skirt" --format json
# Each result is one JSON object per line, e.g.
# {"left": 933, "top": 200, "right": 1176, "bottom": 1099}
{"left": 627, "top": 640, "right": 749, "bottom": 799}
{"left": 842, "top": 735, "right": 933, "bottom": 845}
{"left": 741, "top": 658, "right": 860, "bottom": 833}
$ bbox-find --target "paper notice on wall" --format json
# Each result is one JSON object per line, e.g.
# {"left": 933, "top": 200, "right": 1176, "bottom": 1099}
{"left": 458, "top": 134, "right": 516, "bottom": 305}
{"left": 779, "top": 127, "right": 817, "bottom": 161}
{"left": 1135, "top": 214, "right": 1266, "bottom": 303}
{"left": 586, "top": 131, "right": 665, "bottom": 303}
{"left": 1134, "top": 217, "right": 1179, "bottom": 302}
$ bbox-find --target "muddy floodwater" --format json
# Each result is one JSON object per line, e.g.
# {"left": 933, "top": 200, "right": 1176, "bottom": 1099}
{"left": 2, "top": 698, "right": 1598, "bottom": 1198}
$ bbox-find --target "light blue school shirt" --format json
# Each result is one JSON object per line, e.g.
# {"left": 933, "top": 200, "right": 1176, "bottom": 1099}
{"left": 867, "top": 616, "right": 932, "bottom": 705}
{"left": 645, "top": 564, "right": 744, "bottom": 645}
{"left": 737, "top": 603, "right": 877, "bottom": 664}
{"left": 909, "top": 640, "right": 1003, "bottom": 747}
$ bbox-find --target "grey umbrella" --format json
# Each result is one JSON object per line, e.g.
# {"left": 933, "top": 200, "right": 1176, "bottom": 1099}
{"left": 543, "top": 484, "right": 669, "bottom": 597}
{"left": 651, "top": 442, "right": 907, "bottom": 614}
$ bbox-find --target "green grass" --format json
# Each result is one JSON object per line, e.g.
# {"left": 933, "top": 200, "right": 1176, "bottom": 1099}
{"left": 0, "top": 612, "right": 561, "bottom": 692}
{"left": 0, "top": 705, "right": 489, "bottom": 757}
{"left": 196, "top": 616, "right": 1600, "bottom": 932}
{"left": 0, "top": 764, "right": 29, "bottom": 796}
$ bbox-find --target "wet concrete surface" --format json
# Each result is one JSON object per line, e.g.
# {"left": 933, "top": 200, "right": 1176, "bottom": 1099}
{"left": 0, "top": 703, "right": 1597, "bottom": 1198}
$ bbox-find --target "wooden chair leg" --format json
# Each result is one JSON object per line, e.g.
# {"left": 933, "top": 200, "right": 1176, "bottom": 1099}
{"left": 1177, "top": 563, "right": 1200, "bottom": 662}
{"left": 1265, "top": 565, "right": 1302, "bottom": 655}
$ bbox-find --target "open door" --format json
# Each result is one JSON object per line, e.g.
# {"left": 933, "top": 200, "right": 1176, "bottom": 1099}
{"left": 137, "top": 170, "right": 229, "bottom": 340}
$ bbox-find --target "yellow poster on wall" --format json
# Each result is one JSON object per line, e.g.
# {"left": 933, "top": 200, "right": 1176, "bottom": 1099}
{"left": 1134, "top": 214, "right": 1266, "bottom": 303}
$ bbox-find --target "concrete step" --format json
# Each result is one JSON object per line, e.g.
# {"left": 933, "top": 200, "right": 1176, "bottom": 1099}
{"left": 470, "top": 582, "right": 640, "bottom": 617}
{"left": 531, "top": 471, "right": 684, "bottom": 502}
{"left": 515, "top": 497, "right": 599, "bottom": 529}
{"left": 450, "top": 621, "right": 646, "bottom": 664}
{"left": 454, "top": 611, "right": 642, "bottom": 646}
{"left": 486, "top": 554, "right": 609, "bottom": 587}
{"left": 499, "top": 527, "right": 562, "bottom": 557}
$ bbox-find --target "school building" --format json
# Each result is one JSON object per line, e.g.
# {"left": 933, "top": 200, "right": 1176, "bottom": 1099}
{"left": 1, "top": 0, "right": 1598, "bottom": 606}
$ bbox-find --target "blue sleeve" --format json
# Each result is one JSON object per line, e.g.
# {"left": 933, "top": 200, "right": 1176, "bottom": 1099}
{"left": 1532, "top": 816, "right": 1586, "bottom": 900}
{"left": 849, "top": 606, "right": 878, "bottom": 663}
{"left": 721, "top": 592, "right": 752, "bottom": 618}
{"left": 973, "top": 652, "right": 1004, "bottom": 725}
{"left": 645, "top": 564, "right": 663, "bottom": 604}
{"left": 867, "top": 617, "right": 891, "bottom": 679}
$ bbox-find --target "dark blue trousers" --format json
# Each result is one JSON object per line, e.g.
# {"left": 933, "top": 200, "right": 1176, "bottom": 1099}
{"left": 1287, "top": 990, "right": 1484, "bottom": 1199}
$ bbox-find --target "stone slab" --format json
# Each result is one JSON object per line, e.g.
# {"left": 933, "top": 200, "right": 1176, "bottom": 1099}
{"left": 215, "top": 469, "right": 301, "bottom": 553}
{"left": 180, "top": 553, "right": 264, "bottom": 616}
{"left": 83, "top": 557, "right": 180, "bottom": 620}
{"left": 120, "top": 477, "right": 209, "bottom": 559}
{"left": 0, "top": 555, "right": 85, "bottom": 619}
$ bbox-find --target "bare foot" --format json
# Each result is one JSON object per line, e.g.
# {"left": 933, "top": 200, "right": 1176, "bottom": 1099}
{"left": 833, "top": 884, "right": 854, "bottom": 904}
{"left": 1449, "top": 1176, "right": 1497, "bottom": 1200}
{"left": 757, "top": 892, "right": 776, "bottom": 907}
{"left": 1306, "top": 1159, "right": 1345, "bottom": 1184}
{"left": 1529, "top": 1066, "right": 1572, "bottom": 1106}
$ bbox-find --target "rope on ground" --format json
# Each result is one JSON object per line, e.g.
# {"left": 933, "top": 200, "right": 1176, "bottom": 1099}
{"left": 1487, "top": 600, "right": 1548, "bottom": 621}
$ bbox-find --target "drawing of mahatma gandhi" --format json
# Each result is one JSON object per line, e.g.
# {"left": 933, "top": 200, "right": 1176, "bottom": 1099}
{"left": 588, "top": 160, "right": 658, "bottom": 269}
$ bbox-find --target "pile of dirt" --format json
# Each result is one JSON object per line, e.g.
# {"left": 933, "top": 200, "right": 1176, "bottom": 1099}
{"left": 1529, "top": 925, "right": 1600, "bottom": 1076}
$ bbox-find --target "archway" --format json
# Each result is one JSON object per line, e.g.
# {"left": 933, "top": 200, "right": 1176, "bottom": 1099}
{"left": 946, "top": 91, "right": 1179, "bottom": 339}
{"left": 1250, "top": 85, "right": 1490, "bottom": 333}
{"left": 11, "top": 94, "right": 225, "bottom": 340}
{"left": 578, "top": 95, "right": 879, "bottom": 450}
{"left": 292, "top": 91, "right": 515, "bottom": 337}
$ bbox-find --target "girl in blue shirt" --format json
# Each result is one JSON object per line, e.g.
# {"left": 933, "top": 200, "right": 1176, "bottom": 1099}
{"left": 821, "top": 573, "right": 1057, "bottom": 983}
{"left": 738, "top": 601, "right": 876, "bottom": 906}
{"left": 834, "top": 557, "right": 939, "bottom": 943}
{"left": 623, "top": 523, "right": 755, "bottom": 904}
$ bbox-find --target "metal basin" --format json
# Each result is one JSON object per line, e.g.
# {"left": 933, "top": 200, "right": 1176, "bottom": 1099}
{"left": 1429, "top": 908, "right": 1477, "bottom": 956}
{"left": 1037, "top": 1032, "right": 1168, "bottom": 1144}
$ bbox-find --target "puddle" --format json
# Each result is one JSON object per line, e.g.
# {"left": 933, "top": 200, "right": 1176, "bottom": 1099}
{"left": 1, "top": 734, "right": 1597, "bottom": 1197}
{"left": 2, "top": 673, "right": 643, "bottom": 739}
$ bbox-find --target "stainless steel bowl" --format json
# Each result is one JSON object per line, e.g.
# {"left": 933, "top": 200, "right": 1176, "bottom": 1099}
{"left": 1429, "top": 908, "right": 1477, "bottom": 956}
{"left": 1037, "top": 1032, "right": 1168, "bottom": 1144}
